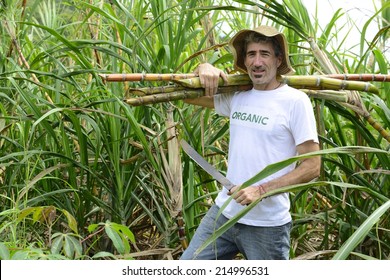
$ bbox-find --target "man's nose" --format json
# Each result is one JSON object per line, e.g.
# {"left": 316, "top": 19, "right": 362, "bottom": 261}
{"left": 253, "top": 54, "right": 264, "bottom": 66}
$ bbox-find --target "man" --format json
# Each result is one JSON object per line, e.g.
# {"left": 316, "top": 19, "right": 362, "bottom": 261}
{"left": 181, "top": 26, "right": 321, "bottom": 260}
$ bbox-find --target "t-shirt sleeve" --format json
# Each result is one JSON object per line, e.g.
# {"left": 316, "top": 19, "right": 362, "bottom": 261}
{"left": 289, "top": 94, "right": 319, "bottom": 146}
{"left": 214, "top": 92, "right": 235, "bottom": 117}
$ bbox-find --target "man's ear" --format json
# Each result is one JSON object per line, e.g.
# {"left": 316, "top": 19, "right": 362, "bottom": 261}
{"left": 277, "top": 56, "right": 282, "bottom": 68}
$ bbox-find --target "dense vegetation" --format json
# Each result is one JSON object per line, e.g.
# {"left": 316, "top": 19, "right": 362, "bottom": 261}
{"left": 0, "top": 0, "right": 389, "bottom": 260}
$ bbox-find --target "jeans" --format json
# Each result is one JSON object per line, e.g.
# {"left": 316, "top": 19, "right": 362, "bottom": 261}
{"left": 180, "top": 205, "right": 291, "bottom": 260}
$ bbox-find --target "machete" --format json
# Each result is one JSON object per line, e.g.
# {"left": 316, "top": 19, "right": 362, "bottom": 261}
{"left": 180, "top": 139, "right": 235, "bottom": 191}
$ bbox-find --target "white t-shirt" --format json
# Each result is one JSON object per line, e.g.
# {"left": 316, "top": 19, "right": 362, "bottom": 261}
{"left": 214, "top": 85, "right": 319, "bottom": 227}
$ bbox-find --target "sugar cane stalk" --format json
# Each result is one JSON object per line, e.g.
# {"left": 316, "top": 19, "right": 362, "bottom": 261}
{"left": 127, "top": 85, "right": 186, "bottom": 97}
{"left": 124, "top": 89, "right": 204, "bottom": 106}
{"left": 101, "top": 72, "right": 390, "bottom": 83}
{"left": 279, "top": 76, "right": 379, "bottom": 94}
{"left": 326, "top": 74, "right": 390, "bottom": 82}
{"left": 99, "top": 73, "right": 197, "bottom": 82}
{"left": 301, "top": 89, "right": 348, "bottom": 103}
{"left": 365, "top": 114, "right": 390, "bottom": 143}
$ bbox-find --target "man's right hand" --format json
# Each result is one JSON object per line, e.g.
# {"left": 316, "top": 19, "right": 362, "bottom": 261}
{"left": 194, "top": 63, "right": 228, "bottom": 96}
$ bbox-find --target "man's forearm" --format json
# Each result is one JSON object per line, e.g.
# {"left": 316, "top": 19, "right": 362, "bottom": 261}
{"left": 183, "top": 96, "right": 215, "bottom": 108}
{"left": 263, "top": 156, "right": 321, "bottom": 192}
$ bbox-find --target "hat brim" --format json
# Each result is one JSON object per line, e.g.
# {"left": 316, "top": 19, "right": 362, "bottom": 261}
{"left": 229, "top": 26, "right": 295, "bottom": 76}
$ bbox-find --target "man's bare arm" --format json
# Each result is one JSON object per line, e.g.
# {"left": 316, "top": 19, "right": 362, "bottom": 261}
{"left": 230, "top": 140, "right": 321, "bottom": 205}
{"left": 263, "top": 140, "right": 321, "bottom": 192}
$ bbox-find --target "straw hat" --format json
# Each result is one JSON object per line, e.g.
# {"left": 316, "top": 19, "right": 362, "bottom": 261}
{"left": 229, "top": 25, "right": 295, "bottom": 75}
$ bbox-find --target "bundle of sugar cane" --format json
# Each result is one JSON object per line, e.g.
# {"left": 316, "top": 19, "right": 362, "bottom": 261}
{"left": 101, "top": 73, "right": 379, "bottom": 94}
{"left": 100, "top": 72, "right": 390, "bottom": 84}
{"left": 125, "top": 88, "right": 348, "bottom": 107}
{"left": 175, "top": 74, "right": 251, "bottom": 88}
{"left": 125, "top": 89, "right": 204, "bottom": 106}
{"left": 127, "top": 84, "right": 252, "bottom": 97}
{"left": 104, "top": 73, "right": 380, "bottom": 106}
{"left": 175, "top": 75, "right": 379, "bottom": 94}
{"left": 127, "top": 85, "right": 185, "bottom": 97}
{"left": 124, "top": 76, "right": 378, "bottom": 106}
{"left": 112, "top": 73, "right": 389, "bottom": 143}
{"left": 125, "top": 85, "right": 253, "bottom": 106}
{"left": 121, "top": 74, "right": 377, "bottom": 93}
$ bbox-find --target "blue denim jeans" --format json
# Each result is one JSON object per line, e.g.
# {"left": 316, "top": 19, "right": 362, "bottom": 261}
{"left": 180, "top": 205, "right": 291, "bottom": 260}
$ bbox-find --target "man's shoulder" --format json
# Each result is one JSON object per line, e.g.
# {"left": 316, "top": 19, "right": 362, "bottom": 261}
{"left": 281, "top": 85, "right": 310, "bottom": 100}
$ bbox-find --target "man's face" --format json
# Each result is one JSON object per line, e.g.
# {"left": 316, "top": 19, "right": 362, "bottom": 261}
{"left": 244, "top": 41, "right": 282, "bottom": 90}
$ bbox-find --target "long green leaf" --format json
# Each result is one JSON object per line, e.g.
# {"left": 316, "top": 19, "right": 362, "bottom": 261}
{"left": 332, "top": 200, "right": 390, "bottom": 260}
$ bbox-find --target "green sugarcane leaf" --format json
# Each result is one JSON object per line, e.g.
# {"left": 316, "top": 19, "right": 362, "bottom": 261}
{"left": 332, "top": 200, "right": 390, "bottom": 260}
